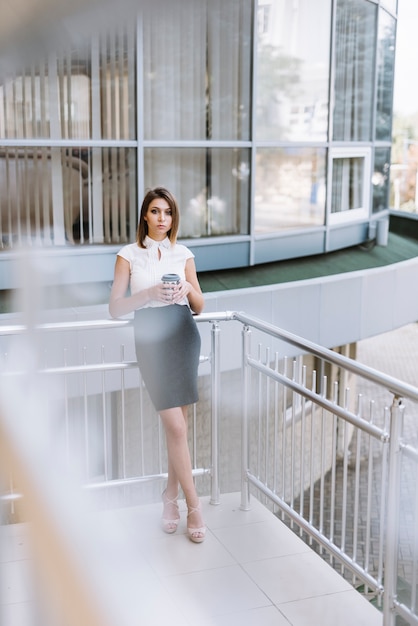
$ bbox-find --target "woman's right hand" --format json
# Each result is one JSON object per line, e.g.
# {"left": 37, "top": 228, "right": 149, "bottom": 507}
{"left": 147, "top": 282, "right": 176, "bottom": 304}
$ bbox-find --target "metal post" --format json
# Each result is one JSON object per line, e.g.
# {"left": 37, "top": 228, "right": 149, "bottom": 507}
{"left": 383, "top": 395, "right": 404, "bottom": 626}
{"left": 210, "top": 321, "right": 221, "bottom": 505}
{"left": 241, "top": 324, "right": 251, "bottom": 511}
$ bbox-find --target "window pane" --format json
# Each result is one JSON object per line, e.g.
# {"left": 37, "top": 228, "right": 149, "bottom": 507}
{"left": 331, "top": 157, "right": 364, "bottom": 213}
{"left": 97, "top": 26, "right": 137, "bottom": 140}
{"left": 256, "top": 0, "right": 331, "bottom": 141}
{"left": 0, "top": 146, "right": 137, "bottom": 248}
{"left": 143, "top": 0, "right": 252, "bottom": 141}
{"left": 255, "top": 148, "right": 326, "bottom": 233}
{"left": 333, "top": 0, "right": 376, "bottom": 141}
{"left": 0, "top": 25, "right": 137, "bottom": 140}
{"left": 375, "top": 10, "right": 396, "bottom": 141}
{"left": 373, "top": 148, "right": 390, "bottom": 213}
{"left": 144, "top": 148, "right": 250, "bottom": 236}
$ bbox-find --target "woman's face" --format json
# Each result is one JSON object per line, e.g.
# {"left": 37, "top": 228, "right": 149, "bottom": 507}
{"left": 144, "top": 198, "right": 173, "bottom": 240}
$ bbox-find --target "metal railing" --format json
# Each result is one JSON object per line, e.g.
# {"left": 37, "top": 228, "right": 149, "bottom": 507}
{"left": 0, "top": 314, "right": 223, "bottom": 506}
{"left": 237, "top": 312, "right": 418, "bottom": 626}
{"left": 1, "top": 311, "right": 418, "bottom": 626}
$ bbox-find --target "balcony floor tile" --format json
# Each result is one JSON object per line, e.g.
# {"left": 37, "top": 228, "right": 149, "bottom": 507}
{"left": 1, "top": 492, "right": 382, "bottom": 626}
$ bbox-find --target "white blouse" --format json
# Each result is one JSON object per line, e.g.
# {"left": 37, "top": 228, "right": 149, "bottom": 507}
{"left": 117, "top": 236, "right": 194, "bottom": 309}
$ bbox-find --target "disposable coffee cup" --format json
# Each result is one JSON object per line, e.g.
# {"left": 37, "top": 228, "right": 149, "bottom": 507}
{"left": 161, "top": 273, "right": 180, "bottom": 285}
{"left": 161, "top": 273, "right": 180, "bottom": 302}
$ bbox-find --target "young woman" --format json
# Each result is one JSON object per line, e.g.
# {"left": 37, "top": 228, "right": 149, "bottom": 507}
{"left": 109, "top": 187, "right": 205, "bottom": 543}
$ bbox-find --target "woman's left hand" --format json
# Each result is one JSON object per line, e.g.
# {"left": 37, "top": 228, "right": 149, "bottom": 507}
{"left": 170, "top": 280, "right": 191, "bottom": 304}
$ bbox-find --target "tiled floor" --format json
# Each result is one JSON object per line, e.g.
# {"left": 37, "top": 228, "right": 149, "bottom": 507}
{"left": 1, "top": 493, "right": 382, "bottom": 626}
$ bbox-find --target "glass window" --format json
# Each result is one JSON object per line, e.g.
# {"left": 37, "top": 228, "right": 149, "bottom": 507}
{"left": 375, "top": 10, "right": 396, "bottom": 141}
{"left": 254, "top": 148, "right": 326, "bottom": 233}
{"left": 143, "top": 0, "right": 252, "bottom": 141}
{"left": 329, "top": 148, "right": 371, "bottom": 220}
{"left": 256, "top": 0, "right": 331, "bottom": 141}
{"left": 331, "top": 158, "right": 364, "bottom": 213}
{"left": 144, "top": 148, "right": 250, "bottom": 237}
{"left": 372, "top": 148, "right": 390, "bottom": 213}
{"left": 0, "top": 25, "right": 137, "bottom": 141}
{"left": 0, "top": 146, "right": 137, "bottom": 248}
{"left": 333, "top": 0, "right": 377, "bottom": 141}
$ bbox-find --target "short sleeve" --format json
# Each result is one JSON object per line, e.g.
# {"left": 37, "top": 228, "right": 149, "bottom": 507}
{"left": 117, "top": 244, "right": 135, "bottom": 269}
{"left": 181, "top": 245, "right": 194, "bottom": 262}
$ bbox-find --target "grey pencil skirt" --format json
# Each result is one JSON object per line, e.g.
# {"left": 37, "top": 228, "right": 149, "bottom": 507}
{"left": 133, "top": 304, "right": 201, "bottom": 411}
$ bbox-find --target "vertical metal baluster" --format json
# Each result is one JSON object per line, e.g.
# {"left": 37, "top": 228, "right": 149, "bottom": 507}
{"left": 265, "top": 347, "right": 271, "bottom": 495}
{"left": 101, "top": 345, "right": 108, "bottom": 481}
{"left": 364, "top": 399, "right": 375, "bottom": 599}
{"left": 329, "top": 380, "right": 339, "bottom": 564}
{"left": 241, "top": 324, "right": 251, "bottom": 511}
{"left": 120, "top": 345, "right": 127, "bottom": 479}
{"left": 308, "top": 369, "right": 317, "bottom": 544}
{"left": 210, "top": 321, "right": 221, "bottom": 505}
{"left": 290, "top": 358, "right": 297, "bottom": 518}
{"left": 138, "top": 373, "right": 145, "bottom": 477}
{"left": 281, "top": 356, "right": 288, "bottom": 512}
{"left": 319, "top": 374, "right": 327, "bottom": 551}
{"left": 257, "top": 343, "right": 263, "bottom": 483}
{"left": 383, "top": 398, "right": 404, "bottom": 626}
{"left": 82, "top": 346, "right": 90, "bottom": 479}
{"left": 298, "top": 364, "right": 307, "bottom": 536}
{"left": 273, "top": 352, "right": 280, "bottom": 514}
{"left": 378, "top": 405, "right": 390, "bottom": 601}
{"left": 341, "top": 386, "right": 350, "bottom": 573}
{"left": 352, "top": 393, "right": 363, "bottom": 571}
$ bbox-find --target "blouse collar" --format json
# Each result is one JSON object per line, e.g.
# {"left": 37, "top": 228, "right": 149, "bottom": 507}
{"left": 144, "top": 236, "right": 171, "bottom": 249}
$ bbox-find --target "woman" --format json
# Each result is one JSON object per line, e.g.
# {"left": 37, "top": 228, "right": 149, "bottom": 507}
{"left": 109, "top": 187, "right": 205, "bottom": 543}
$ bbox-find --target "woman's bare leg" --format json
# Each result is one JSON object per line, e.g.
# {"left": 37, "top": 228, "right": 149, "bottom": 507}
{"left": 164, "top": 406, "right": 188, "bottom": 498}
{"left": 159, "top": 406, "right": 204, "bottom": 534}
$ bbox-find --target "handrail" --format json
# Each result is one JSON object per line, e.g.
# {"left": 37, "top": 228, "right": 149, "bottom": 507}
{"left": 2, "top": 308, "right": 417, "bottom": 401}
{"left": 236, "top": 312, "right": 418, "bottom": 626}
{"left": 233, "top": 311, "right": 418, "bottom": 402}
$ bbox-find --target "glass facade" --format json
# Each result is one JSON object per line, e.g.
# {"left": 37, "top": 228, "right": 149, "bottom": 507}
{"left": 256, "top": 0, "right": 331, "bottom": 142}
{"left": 255, "top": 148, "right": 326, "bottom": 232}
{"left": 331, "top": 157, "right": 365, "bottom": 214}
{"left": 375, "top": 9, "right": 396, "bottom": 141}
{"left": 373, "top": 147, "right": 391, "bottom": 213}
{"left": 0, "top": 0, "right": 397, "bottom": 267}
{"left": 0, "top": 29, "right": 137, "bottom": 141}
{"left": 143, "top": 0, "right": 252, "bottom": 142}
{"left": 144, "top": 148, "right": 250, "bottom": 237}
{"left": 333, "top": 0, "right": 376, "bottom": 142}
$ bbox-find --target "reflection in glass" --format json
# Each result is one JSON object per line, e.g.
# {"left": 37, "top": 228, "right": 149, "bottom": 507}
{"left": 256, "top": 0, "right": 331, "bottom": 141}
{"left": 143, "top": 0, "right": 252, "bottom": 141}
{"left": 0, "top": 146, "right": 137, "bottom": 248}
{"left": 255, "top": 148, "right": 326, "bottom": 233}
{"left": 373, "top": 148, "right": 390, "bottom": 213}
{"left": 144, "top": 148, "right": 250, "bottom": 237}
{"left": 333, "top": 0, "right": 376, "bottom": 141}
{"left": 375, "top": 10, "right": 396, "bottom": 141}
{"left": 331, "top": 157, "right": 364, "bottom": 213}
{"left": 0, "top": 25, "right": 137, "bottom": 140}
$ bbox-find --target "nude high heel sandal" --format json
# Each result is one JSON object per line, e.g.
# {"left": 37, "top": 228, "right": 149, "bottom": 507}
{"left": 187, "top": 502, "right": 206, "bottom": 543}
{"left": 161, "top": 489, "right": 180, "bottom": 534}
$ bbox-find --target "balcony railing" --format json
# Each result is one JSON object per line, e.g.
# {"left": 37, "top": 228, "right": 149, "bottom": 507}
{"left": 1, "top": 312, "right": 418, "bottom": 626}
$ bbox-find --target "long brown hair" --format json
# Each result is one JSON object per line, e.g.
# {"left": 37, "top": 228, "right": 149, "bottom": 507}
{"left": 136, "top": 187, "right": 180, "bottom": 248}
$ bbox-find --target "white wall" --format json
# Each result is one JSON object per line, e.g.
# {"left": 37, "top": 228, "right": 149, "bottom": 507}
{"left": 1, "top": 256, "right": 417, "bottom": 378}
{"left": 198, "top": 255, "right": 418, "bottom": 371}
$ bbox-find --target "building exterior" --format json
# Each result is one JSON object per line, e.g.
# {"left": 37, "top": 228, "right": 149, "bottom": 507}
{"left": 0, "top": 0, "right": 398, "bottom": 298}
